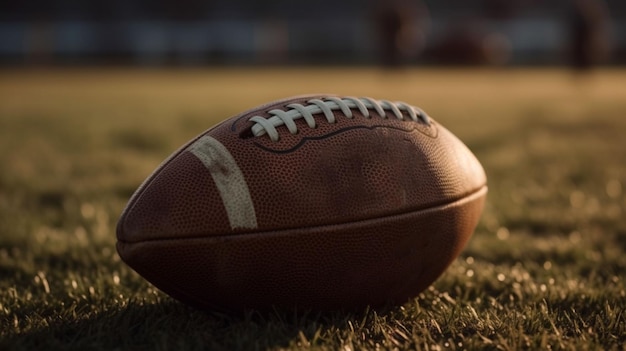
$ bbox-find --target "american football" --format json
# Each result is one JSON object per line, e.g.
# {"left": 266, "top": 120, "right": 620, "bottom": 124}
{"left": 116, "top": 94, "right": 487, "bottom": 311}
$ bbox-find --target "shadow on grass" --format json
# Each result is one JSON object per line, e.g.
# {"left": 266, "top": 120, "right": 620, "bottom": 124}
{"left": 3, "top": 298, "right": 372, "bottom": 351}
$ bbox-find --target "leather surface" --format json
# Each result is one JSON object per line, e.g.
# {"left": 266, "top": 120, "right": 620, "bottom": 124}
{"left": 116, "top": 94, "right": 488, "bottom": 310}
{"left": 117, "top": 187, "right": 486, "bottom": 311}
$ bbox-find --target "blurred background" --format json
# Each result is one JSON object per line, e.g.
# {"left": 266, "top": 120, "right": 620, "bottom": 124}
{"left": 0, "top": 0, "right": 622, "bottom": 68}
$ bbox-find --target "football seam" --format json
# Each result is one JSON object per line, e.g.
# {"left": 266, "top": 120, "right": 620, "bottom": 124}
{"left": 252, "top": 123, "right": 438, "bottom": 154}
{"left": 117, "top": 185, "right": 487, "bottom": 245}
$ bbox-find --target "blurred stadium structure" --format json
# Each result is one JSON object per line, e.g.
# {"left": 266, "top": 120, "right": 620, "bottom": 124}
{"left": 0, "top": 0, "right": 623, "bottom": 66}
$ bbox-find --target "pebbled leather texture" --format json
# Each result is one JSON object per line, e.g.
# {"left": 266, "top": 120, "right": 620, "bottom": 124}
{"left": 116, "top": 94, "right": 487, "bottom": 311}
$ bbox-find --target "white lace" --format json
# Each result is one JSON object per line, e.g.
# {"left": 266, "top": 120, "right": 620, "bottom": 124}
{"left": 248, "top": 97, "right": 429, "bottom": 142}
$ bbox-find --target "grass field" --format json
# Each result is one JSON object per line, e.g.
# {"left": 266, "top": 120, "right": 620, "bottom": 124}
{"left": 0, "top": 67, "right": 625, "bottom": 350}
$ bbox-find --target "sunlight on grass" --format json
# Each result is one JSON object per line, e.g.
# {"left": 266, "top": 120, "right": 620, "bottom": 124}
{"left": 1, "top": 67, "right": 625, "bottom": 350}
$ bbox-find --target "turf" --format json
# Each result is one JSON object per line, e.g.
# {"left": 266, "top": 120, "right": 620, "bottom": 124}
{"left": 0, "top": 67, "right": 625, "bottom": 350}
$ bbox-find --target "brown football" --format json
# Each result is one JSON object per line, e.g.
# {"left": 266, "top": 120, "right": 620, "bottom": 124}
{"left": 116, "top": 94, "right": 487, "bottom": 311}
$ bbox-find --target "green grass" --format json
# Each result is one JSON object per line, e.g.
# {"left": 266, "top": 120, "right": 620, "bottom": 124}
{"left": 1, "top": 67, "right": 625, "bottom": 350}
